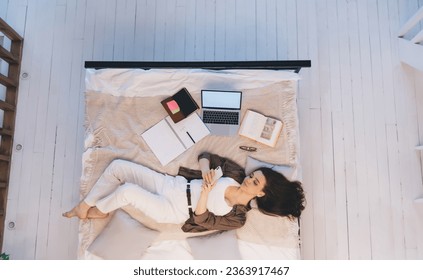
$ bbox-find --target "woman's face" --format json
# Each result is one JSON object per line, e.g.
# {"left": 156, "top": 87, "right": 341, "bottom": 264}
{"left": 241, "top": 170, "right": 266, "bottom": 197}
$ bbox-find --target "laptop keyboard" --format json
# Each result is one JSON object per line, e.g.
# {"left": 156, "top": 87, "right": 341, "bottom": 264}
{"left": 203, "top": 110, "right": 239, "bottom": 125}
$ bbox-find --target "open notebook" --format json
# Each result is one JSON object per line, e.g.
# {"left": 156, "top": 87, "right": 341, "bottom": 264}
{"left": 141, "top": 113, "right": 210, "bottom": 166}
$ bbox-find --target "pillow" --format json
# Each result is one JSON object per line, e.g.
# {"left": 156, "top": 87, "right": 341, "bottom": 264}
{"left": 245, "top": 156, "right": 297, "bottom": 180}
{"left": 236, "top": 208, "right": 300, "bottom": 249}
{"left": 186, "top": 230, "right": 242, "bottom": 260}
{"left": 88, "top": 210, "right": 159, "bottom": 259}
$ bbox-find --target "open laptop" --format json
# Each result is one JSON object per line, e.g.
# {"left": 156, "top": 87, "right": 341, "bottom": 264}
{"left": 201, "top": 90, "right": 242, "bottom": 136}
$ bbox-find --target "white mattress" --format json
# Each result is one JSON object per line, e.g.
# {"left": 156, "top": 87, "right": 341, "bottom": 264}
{"left": 80, "top": 68, "right": 302, "bottom": 260}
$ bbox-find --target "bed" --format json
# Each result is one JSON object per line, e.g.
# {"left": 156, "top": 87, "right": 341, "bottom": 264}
{"left": 78, "top": 60, "right": 310, "bottom": 260}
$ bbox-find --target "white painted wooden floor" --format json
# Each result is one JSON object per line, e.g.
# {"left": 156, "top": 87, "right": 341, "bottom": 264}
{"left": 1, "top": 0, "right": 423, "bottom": 260}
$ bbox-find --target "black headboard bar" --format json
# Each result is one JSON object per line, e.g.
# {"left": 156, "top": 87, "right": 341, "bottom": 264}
{"left": 84, "top": 60, "right": 311, "bottom": 73}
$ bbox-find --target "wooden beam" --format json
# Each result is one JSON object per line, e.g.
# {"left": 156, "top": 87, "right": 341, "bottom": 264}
{"left": 398, "top": 38, "right": 423, "bottom": 72}
{"left": 0, "top": 73, "right": 17, "bottom": 88}
{"left": 0, "top": 100, "right": 15, "bottom": 111}
{"left": 411, "top": 29, "right": 423, "bottom": 44}
{"left": 0, "top": 128, "right": 12, "bottom": 136}
{"left": 398, "top": 6, "right": 423, "bottom": 37}
{"left": 0, "top": 45, "right": 18, "bottom": 64}
{"left": 0, "top": 155, "right": 10, "bottom": 162}
{"left": 0, "top": 18, "right": 23, "bottom": 41}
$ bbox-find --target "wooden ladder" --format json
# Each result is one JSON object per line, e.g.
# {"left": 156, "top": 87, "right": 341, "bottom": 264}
{"left": 0, "top": 18, "right": 23, "bottom": 252}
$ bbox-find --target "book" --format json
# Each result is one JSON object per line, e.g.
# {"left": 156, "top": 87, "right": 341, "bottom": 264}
{"left": 238, "top": 110, "right": 284, "bottom": 147}
{"left": 161, "top": 87, "right": 199, "bottom": 123}
{"left": 141, "top": 113, "right": 210, "bottom": 166}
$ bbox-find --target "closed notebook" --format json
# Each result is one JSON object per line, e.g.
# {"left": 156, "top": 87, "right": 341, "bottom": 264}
{"left": 161, "top": 88, "right": 199, "bottom": 123}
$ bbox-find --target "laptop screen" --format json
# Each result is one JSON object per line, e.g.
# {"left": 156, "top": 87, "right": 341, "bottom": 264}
{"left": 201, "top": 90, "right": 242, "bottom": 110}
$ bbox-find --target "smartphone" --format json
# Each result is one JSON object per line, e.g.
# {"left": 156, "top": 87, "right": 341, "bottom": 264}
{"left": 212, "top": 166, "right": 223, "bottom": 183}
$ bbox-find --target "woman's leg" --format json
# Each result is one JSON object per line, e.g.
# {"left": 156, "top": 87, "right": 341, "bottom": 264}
{"left": 63, "top": 159, "right": 168, "bottom": 219}
{"left": 94, "top": 183, "right": 185, "bottom": 224}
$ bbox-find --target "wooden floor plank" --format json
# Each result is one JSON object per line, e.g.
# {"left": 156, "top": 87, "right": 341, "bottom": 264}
{"left": 316, "top": 0, "right": 339, "bottom": 260}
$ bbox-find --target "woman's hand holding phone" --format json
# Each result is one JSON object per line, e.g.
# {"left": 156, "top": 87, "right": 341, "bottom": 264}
{"left": 201, "top": 166, "right": 223, "bottom": 192}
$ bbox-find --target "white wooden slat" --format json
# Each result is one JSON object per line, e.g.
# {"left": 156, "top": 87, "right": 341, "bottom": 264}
{"left": 224, "top": 0, "right": 236, "bottom": 60}
{"left": 101, "top": 0, "right": 117, "bottom": 60}
{"left": 91, "top": 0, "right": 106, "bottom": 60}
{"left": 396, "top": 0, "right": 423, "bottom": 259}
{"left": 398, "top": 38, "right": 423, "bottom": 72}
{"left": 254, "top": 0, "right": 277, "bottom": 60}
{"left": 336, "top": 0, "right": 365, "bottom": 260}
{"left": 72, "top": 0, "right": 86, "bottom": 40}
{"left": 366, "top": 0, "right": 390, "bottom": 260}
{"left": 364, "top": 0, "right": 394, "bottom": 259}
{"left": 412, "top": 56, "right": 423, "bottom": 260}
{"left": 183, "top": 0, "right": 196, "bottom": 61}
{"left": 112, "top": 0, "right": 126, "bottom": 60}
{"left": 398, "top": 6, "right": 423, "bottom": 37}
{"left": 241, "top": 0, "right": 257, "bottom": 60}
{"left": 297, "top": 95, "right": 315, "bottom": 260}
{"left": 123, "top": 0, "right": 137, "bottom": 60}
{"left": 387, "top": 0, "right": 409, "bottom": 260}
{"left": 411, "top": 29, "right": 423, "bottom": 43}
{"left": 275, "top": 0, "right": 287, "bottom": 60}
{"left": 306, "top": 0, "right": 320, "bottom": 110}
{"left": 396, "top": 66, "right": 423, "bottom": 259}
{"left": 192, "top": 0, "right": 206, "bottom": 61}
{"left": 233, "top": 0, "right": 248, "bottom": 61}
{"left": 153, "top": 0, "right": 167, "bottom": 61}
{"left": 309, "top": 107, "right": 327, "bottom": 260}
{"left": 360, "top": 0, "right": 396, "bottom": 259}
{"left": 296, "top": 0, "right": 314, "bottom": 260}
{"left": 81, "top": 0, "right": 95, "bottom": 60}
{"left": 140, "top": 0, "right": 156, "bottom": 60}
{"left": 203, "top": 0, "right": 216, "bottom": 61}
{"left": 316, "top": 0, "right": 338, "bottom": 260}
{"left": 326, "top": 0, "right": 349, "bottom": 259}
{"left": 264, "top": 0, "right": 277, "bottom": 59}
{"left": 214, "top": 0, "right": 225, "bottom": 61}
{"left": 163, "top": 0, "right": 177, "bottom": 61}
{"left": 0, "top": 0, "right": 8, "bottom": 20}
{"left": 386, "top": 123, "right": 407, "bottom": 259}
{"left": 23, "top": 1, "right": 57, "bottom": 259}
{"left": 168, "top": 0, "right": 185, "bottom": 61}
{"left": 34, "top": 4, "right": 68, "bottom": 259}
{"left": 285, "top": 0, "right": 297, "bottom": 60}
{"left": 43, "top": 1, "right": 83, "bottom": 259}
{"left": 31, "top": 1, "right": 56, "bottom": 152}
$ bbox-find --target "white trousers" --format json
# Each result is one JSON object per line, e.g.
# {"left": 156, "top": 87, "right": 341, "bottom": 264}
{"left": 84, "top": 159, "right": 189, "bottom": 223}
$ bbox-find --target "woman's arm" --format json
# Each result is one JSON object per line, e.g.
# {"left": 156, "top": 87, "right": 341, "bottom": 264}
{"left": 199, "top": 157, "right": 211, "bottom": 177}
{"left": 190, "top": 206, "right": 249, "bottom": 231}
{"left": 194, "top": 169, "right": 216, "bottom": 216}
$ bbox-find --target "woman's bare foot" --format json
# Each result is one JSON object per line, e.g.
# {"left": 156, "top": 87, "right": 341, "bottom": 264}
{"left": 86, "top": 207, "right": 109, "bottom": 219}
{"left": 62, "top": 201, "right": 91, "bottom": 219}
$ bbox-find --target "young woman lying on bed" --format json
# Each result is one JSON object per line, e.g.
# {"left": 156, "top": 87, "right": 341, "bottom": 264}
{"left": 63, "top": 152, "right": 305, "bottom": 232}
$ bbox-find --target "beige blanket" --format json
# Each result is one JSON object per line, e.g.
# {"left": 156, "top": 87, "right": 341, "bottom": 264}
{"left": 78, "top": 80, "right": 301, "bottom": 258}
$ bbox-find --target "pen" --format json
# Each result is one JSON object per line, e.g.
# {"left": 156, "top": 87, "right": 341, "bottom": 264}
{"left": 186, "top": 131, "right": 195, "bottom": 144}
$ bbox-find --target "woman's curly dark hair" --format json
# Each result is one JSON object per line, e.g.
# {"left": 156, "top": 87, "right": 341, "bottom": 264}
{"left": 255, "top": 167, "right": 306, "bottom": 218}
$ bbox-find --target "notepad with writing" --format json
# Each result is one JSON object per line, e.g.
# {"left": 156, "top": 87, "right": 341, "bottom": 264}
{"left": 141, "top": 113, "right": 210, "bottom": 166}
